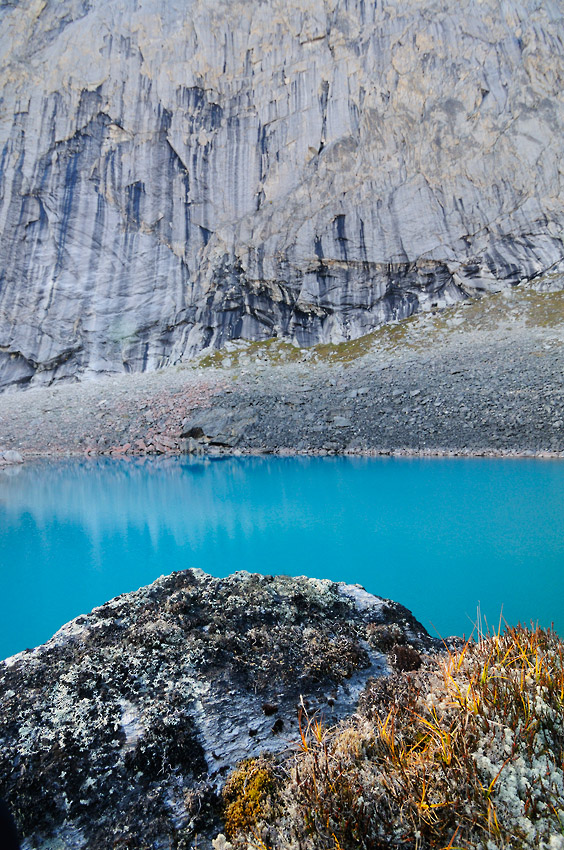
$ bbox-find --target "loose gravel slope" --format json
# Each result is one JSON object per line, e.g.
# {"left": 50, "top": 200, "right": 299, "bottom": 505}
{"left": 1, "top": 288, "right": 564, "bottom": 460}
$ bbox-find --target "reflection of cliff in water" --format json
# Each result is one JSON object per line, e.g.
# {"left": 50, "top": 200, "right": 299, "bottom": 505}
{"left": 0, "top": 456, "right": 295, "bottom": 547}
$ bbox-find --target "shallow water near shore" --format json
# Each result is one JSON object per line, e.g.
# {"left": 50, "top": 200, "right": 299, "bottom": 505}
{"left": 1, "top": 456, "right": 563, "bottom": 659}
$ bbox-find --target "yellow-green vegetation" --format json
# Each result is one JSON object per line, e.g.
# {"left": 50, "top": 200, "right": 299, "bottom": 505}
{"left": 412, "top": 287, "right": 564, "bottom": 336}
{"left": 194, "top": 323, "right": 410, "bottom": 368}
{"left": 221, "top": 625, "right": 564, "bottom": 850}
{"left": 521, "top": 288, "right": 564, "bottom": 329}
{"left": 197, "top": 337, "right": 308, "bottom": 368}
{"left": 222, "top": 757, "right": 280, "bottom": 840}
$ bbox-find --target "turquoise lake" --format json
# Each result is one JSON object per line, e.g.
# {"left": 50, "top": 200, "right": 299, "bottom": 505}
{"left": 1, "top": 456, "right": 563, "bottom": 660}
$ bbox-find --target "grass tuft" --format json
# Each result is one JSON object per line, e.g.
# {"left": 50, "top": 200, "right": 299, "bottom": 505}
{"left": 221, "top": 624, "right": 564, "bottom": 849}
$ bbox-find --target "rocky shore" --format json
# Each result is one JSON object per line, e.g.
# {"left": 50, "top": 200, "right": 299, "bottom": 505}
{"left": 1, "top": 289, "right": 563, "bottom": 460}
{"left": 0, "top": 570, "right": 437, "bottom": 849}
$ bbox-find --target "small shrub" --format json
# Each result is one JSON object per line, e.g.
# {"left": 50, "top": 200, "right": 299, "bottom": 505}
{"left": 365, "top": 622, "right": 404, "bottom": 651}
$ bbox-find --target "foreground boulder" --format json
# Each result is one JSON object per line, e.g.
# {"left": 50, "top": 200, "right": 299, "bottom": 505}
{"left": 0, "top": 570, "right": 437, "bottom": 849}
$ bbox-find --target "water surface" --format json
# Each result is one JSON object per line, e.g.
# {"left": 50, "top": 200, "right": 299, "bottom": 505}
{"left": 1, "top": 456, "right": 563, "bottom": 659}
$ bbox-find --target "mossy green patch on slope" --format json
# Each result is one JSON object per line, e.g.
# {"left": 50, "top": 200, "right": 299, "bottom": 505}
{"left": 193, "top": 284, "right": 564, "bottom": 372}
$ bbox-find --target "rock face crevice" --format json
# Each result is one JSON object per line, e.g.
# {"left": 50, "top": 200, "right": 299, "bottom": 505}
{"left": 0, "top": 569, "right": 437, "bottom": 849}
{"left": 1, "top": 0, "right": 564, "bottom": 388}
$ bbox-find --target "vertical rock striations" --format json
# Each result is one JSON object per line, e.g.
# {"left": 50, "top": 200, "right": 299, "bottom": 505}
{"left": 1, "top": 0, "right": 564, "bottom": 387}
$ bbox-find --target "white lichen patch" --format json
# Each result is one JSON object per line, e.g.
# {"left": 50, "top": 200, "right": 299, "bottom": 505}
{"left": 50, "top": 616, "right": 90, "bottom": 644}
{"left": 119, "top": 700, "right": 144, "bottom": 752}
{"left": 338, "top": 582, "right": 387, "bottom": 614}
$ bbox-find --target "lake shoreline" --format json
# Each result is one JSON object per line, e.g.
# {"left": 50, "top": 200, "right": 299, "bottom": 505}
{"left": 8, "top": 445, "right": 564, "bottom": 464}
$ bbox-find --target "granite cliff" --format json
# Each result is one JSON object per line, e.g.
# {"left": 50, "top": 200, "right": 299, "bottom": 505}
{"left": 0, "top": 569, "right": 436, "bottom": 849}
{"left": 1, "top": 0, "right": 564, "bottom": 388}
